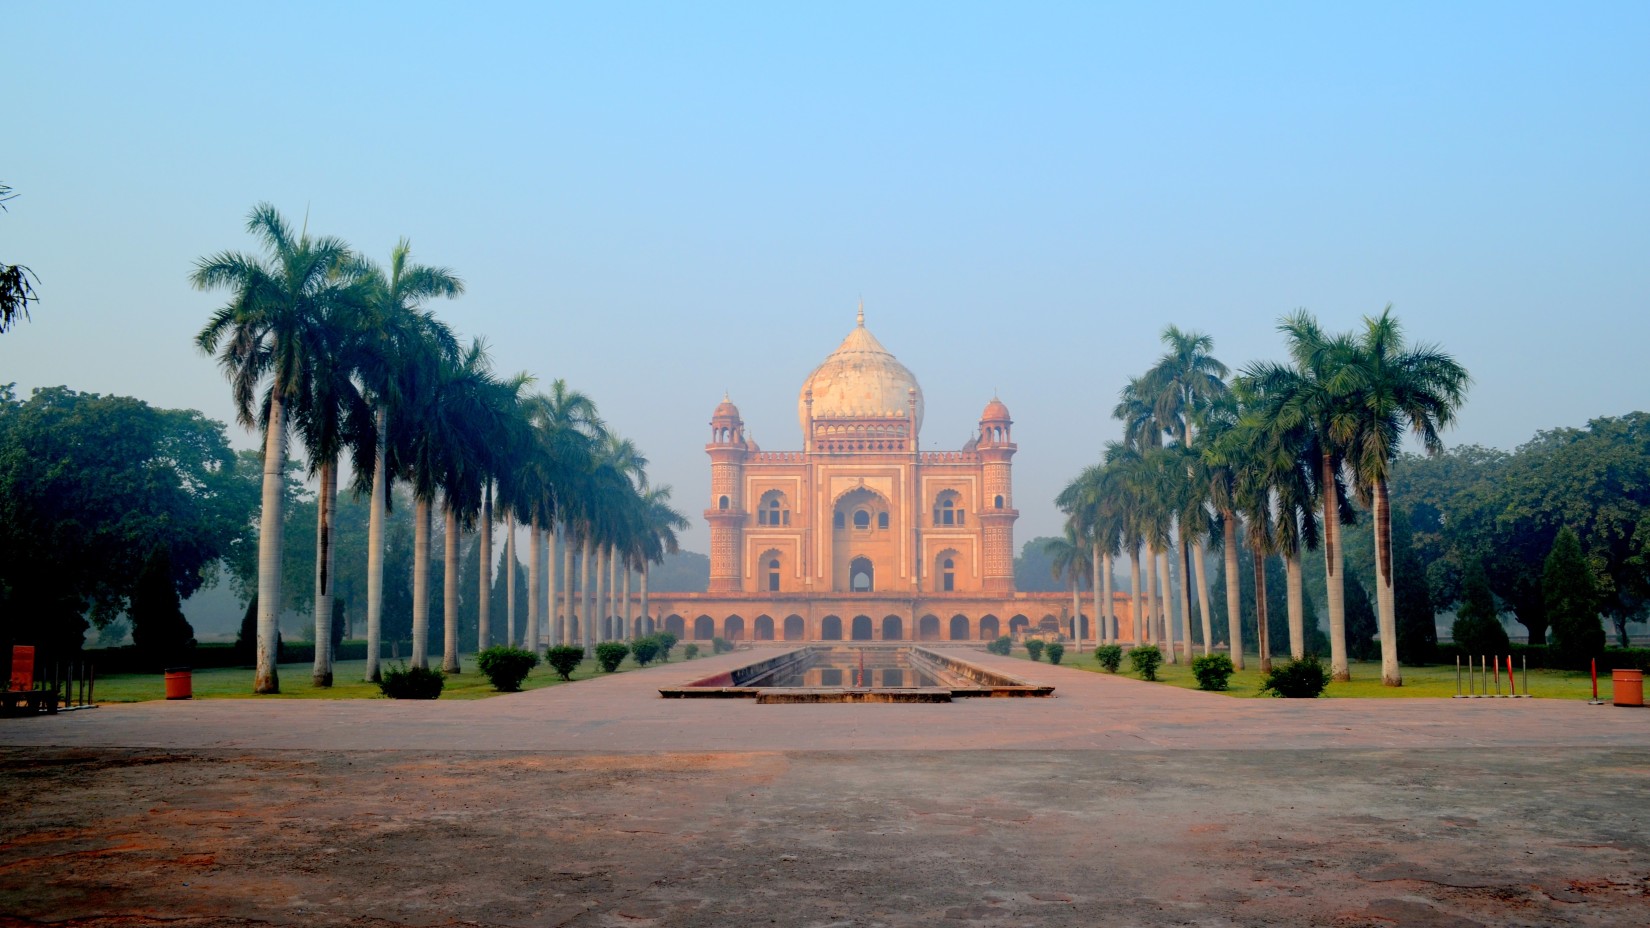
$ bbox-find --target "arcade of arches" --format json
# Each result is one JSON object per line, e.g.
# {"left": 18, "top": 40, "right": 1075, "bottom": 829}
{"left": 653, "top": 308, "right": 1133, "bottom": 644}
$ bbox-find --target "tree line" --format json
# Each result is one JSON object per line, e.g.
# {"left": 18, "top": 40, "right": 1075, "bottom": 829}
{"left": 1055, "top": 310, "right": 1470, "bottom": 686}
{"left": 191, "top": 203, "right": 689, "bottom": 694}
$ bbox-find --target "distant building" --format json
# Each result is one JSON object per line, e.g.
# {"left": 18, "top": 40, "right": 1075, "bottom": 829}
{"left": 649, "top": 307, "right": 1131, "bottom": 643}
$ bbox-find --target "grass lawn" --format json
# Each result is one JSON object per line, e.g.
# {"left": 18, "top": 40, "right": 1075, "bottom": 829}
{"left": 91, "top": 649, "right": 709, "bottom": 703}
{"left": 1026, "top": 645, "right": 1605, "bottom": 700}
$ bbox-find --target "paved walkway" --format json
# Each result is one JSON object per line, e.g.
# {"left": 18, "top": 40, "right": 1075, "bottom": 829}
{"left": 4, "top": 647, "right": 1646, "bottom": 752}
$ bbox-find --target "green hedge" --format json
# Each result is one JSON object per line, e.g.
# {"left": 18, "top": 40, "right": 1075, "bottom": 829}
{"left": 85, "top": 640, "right": 404, "bottom": 674}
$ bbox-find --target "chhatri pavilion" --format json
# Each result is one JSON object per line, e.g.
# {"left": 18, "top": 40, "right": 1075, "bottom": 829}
{"left": 649, "top": 308, "right": 1133, "bottom": 644}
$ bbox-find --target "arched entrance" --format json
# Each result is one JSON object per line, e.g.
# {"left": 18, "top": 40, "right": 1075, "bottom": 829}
{"left": 850, "top": 556, "right": 874, "bottom": 592}
{"left": 783, "top": 614, "right": 805, "bottom": 640}
{"left": 949, "top": 614, "right": 970, "bottom": 640}
{"left": 881, "top": 615, "right": 903, "bottom": 641}
{"left": 694, "top": 615, "right": 715, "bottom": 640}
{"left": 918, "top": 614, "right": 940, "bottom": 640}
{"left": 979, "top": 615, "right": 1000, "bottom": 639}
{"left": 821, "top": 615, "right": 843, "bottom": 640}
{"left": 851, "top": 615, "right": 873, "bottom": 641}
{"left": 1038, "top": 615, "right": 1060, "bottom": 634}
{"left": 724, "top": 615, "right": 746, "bottom": 641}
{"left": 754, "top": 615, "right": 774, "bottom": 640}
{"left": 665, "top": 614, "right": 684, "bottom": 639}
{"left": 1008, "top": 614, "right": 1030, "bottom": 637}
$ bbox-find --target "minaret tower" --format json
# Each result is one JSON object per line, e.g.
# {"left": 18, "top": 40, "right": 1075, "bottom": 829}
{"left": 977, "top": 397, "right": 1018, "bottom": 591}
{"left": 705, "top": 394, "right": 747, "bottom": 593}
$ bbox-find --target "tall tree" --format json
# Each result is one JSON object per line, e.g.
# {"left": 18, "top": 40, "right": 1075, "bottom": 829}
{"left": 1340, "top": 307, "right": 1469, "bottom": 686}
{"left": 0, "top": 183, "right": 39, "bottom": 333}
{"left": 1545, "top": 526, "right": 1603, "bottom": 670}
{"left": 353, "top": 240, "right": 461, "bottom": 681}
{"left": 194, "top": 204, "right": 359, "bottom": 693}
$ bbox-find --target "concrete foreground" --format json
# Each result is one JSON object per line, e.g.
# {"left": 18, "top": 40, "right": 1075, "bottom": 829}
{"left": 3, "top": 649, "right": 1647, "bottom": 927}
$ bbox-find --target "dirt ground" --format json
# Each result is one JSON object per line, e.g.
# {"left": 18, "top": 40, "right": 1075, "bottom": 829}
{"left": 2, "top": 745, "right": 1647, "bottom": 927}
{"left": 3, "top": 651, "right": 1648, "bottom": 926}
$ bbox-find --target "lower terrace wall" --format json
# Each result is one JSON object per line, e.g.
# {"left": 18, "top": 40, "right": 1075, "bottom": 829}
{"left": 638, "top": 592, "right": 1137, "bottom": 643}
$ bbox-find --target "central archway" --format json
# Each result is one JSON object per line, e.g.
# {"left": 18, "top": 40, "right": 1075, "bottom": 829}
{"left": 918, "top": 614, "right": 940, "bottom": 641}
{"left": 821, "top": 615, "right": 843, "bottom": 640}
{"left": 850, "top": 556, "right": 874, "bottom": 592}
{"left": 783, "top": 614, "right": 805, "bottom": 640}
{"left": 949, "top": 614, "right": 970, "bottom": 640}
{"left": 754, "top": 615, "right": 774, "bottom": 640}
{"left": 881, "top": 615, "right": 903, "bottom": 641}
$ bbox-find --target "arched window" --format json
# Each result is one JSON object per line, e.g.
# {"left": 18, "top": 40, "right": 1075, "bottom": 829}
{"left": 834, "top": 510, "right": 845, "bottom": 529}
{"left": 877, "top": 511, "right": 889, "bottom": 530}
{"left": 853, "top": 509, "right": 870, "bottom": 530}
{"left": 768, "top": 558, "right": 781, "bottom": 592}
{"left": 994, "top": 494, "right": 1004, "bottom": 509}
{"left": 850, "top": 557, "right": 874, "bottom": 592}
{"left": 943, "top": 557, "right": 955, "bottom": 592}
{"left": 758, "top": 491, "right": 789, "bottom": 526}
{"left": 933, "top": 490, "right": 964, "bottom": 526}
{"left": 718, "top": 495, "right": 730, "bottom": 510}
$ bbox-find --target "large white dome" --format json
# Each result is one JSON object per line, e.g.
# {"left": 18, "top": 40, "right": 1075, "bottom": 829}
{"left": 798, "top": 310, "right": 924, "bottom": 436}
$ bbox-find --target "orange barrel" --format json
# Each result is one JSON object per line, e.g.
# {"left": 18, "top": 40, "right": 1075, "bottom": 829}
{"left": 1612, "top": 669, "right": 1643, "bottom": 707}
{"left": 164, "top": 667, "right": 193, "bottom": 700}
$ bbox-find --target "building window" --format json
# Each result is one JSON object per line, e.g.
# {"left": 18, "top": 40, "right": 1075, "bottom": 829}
{"left": 758, "top": 492, "right": 789, "bottom": 527}
{"left": 834, "top": 511, "right": 845, "bottom": 529}
{"left": 768, "top": 558, "right": 781, "bottom": 592}
{"left": 877, "top": 511, "right": 889, "bottom": 530}
{"left": 943, "top": 558, "right": 955, "bottom": 592}
{"left": 933, "top": 491, "right": 964, "bottom": 526}
{"left": 994, "top": 494, "right": 1004, "bottom": 509}
{"left": 719, "top": 495, "right": 730, "bottom": 510}
{"left": 853, "top": 509, "right": 870, "bottom": 530}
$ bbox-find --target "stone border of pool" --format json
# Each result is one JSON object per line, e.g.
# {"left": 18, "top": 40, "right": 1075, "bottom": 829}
{"left": 658, "top": 645, "right": 1054, "bottom": 702}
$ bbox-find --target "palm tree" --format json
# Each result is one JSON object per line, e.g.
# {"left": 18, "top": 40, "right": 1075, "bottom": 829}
{"left": 194, "top": 203, "right": 359, "bottom": 694}
{"left": 1198, "top": 391, "right": 1247, "bottom": 667}
{"left": 633, "top": 484, "right": 689, "bottom": 638}
{"left": 1245, "top": 311, "right": 1361, "bottom": 681}
{"left": 531, "top": 380, "right": 604, "bottom": 646}
{"left": 1044, "top": 527, "right": 1089, "bottom": 646}
{"left": 1342, "top": 308, "right": 1469, "bottom": 686}
{"left": 352, "top": 241, "right": 461, "bottom": 682}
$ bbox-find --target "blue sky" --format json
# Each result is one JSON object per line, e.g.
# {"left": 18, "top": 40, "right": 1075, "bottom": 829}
{"left": 5, "top": 2, "right": 1647, "bottom": 551}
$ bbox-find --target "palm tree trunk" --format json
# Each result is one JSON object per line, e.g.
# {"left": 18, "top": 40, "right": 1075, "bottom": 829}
{"left": 596, "top": 546, "right": 609, "bottom": 641}
{"left": 1156, "top": 547, "right": 1175, "bottom": 663}
{"left": 1091, "top": 544, "right": 1104, "bottom": 646}
{"left": 1223, "top": 516, "right": 1243, "bottom": 670}
{"left": 527, "top": 516, "right": 542, "bottom": 653}
{"left": 1100, "top": 551, "right": 1114, "bottom": 645}
{"left": 640, "top": 561, "right": 651, "bottom": 637}
{"left": 581, "top": 537, "right": 594, "bottom": 655}
{"left": 1373, "top": 477, "right": 1402, "bottom": 686}
{"left": 254, "top": 388, "right": 287, "bottom": 694}
{"left": 505, "top": 511, "right": 517, "bottom": 647}
{"left": 562, "top": 524, "right": 576, "bottom": 647}
{"left": 411, "top": 495, "right": 432, "bottom": 670}
{"left": 312, "top": 457, "right": 337, "bottom": 688}
{"left": 621, "top": 562, "right": 632, "bottom": 641}
{"left": 1322, "top": 455, "right": 1350, "bottom": 681}
{"left": 364, "top": 415, "right": 387, "bottom": 683}
{"left": 1176, "top": 538, "right": 1193, "bottom": 663}
{"left": 1286, "top": 550, "right": 1305, "bottom": 660}
{"left": 1253, "top": 546, "right": 1271, "bottom": 675}
{"left": 547, "top": 520, "right": 560, "bottom": 648}
{"left": 1193, "top": 540, "right": 1213, "bottom": 658}
{"left": 1070, "top": 575, "right": 1081, "bottom": 648}
{"left": 442, "top": 503, "right": 461, "bottom": 673}
{"left": 478, "top": 482, "right": 492, "bottom": 652}
{"left": 1129, "top": 544, "right": 1144, "bottom": 646}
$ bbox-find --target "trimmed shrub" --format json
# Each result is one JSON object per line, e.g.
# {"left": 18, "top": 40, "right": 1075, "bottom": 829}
{"left": 683, "top": 643, "right": 700, "bottom": 660}
{"left": 377, "top": 663, "right": 445, "bottom": 699}
{"left": 712, "top": 636, "right": 734, "bottom": 654}
{"left": 475, "top": 646, "right": 539, "bottom": 692}
{"left": 655, "top": 632, "right": 679, "bottom": 662}
{"left": 545, "top": 645, "right": 585, "bottom": 681}
{"left": 1191, "top": 653, "right": 1234, "bottom": 691}
{"left": 1045, "top": 642, "right": 1065, "bottom": 665}
{"left": 986, "top": 636, "right": 1013, "bottom": 656}
{"left": 1025, "top": 639, "right": 1046, "bottom": 661}
{"left": 631, "top": 636, "right": 661, "bottom": 666}
{"left": 594, "top": 641, "right": 630, "bottom": 673}
{"left": 1260, "top": 655, "right": 1330, "bottom": 698}
{"left": 1129, "top": 644, "right": 1163, "bottom": 681}
{"left": 1094, "top": 645, "right": 1124, "bottom": 673}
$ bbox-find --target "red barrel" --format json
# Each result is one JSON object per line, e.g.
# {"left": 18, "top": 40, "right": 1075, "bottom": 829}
{"left": 1612, "top": 669, "right": 1643, "bottom": 707}
{"left": 164, "top": 667, "right": 193, "bottom": 700}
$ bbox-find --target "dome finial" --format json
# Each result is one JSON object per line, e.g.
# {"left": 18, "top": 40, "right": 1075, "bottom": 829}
{"left": 856, "top": 298, "right": 864, "bottom": 327}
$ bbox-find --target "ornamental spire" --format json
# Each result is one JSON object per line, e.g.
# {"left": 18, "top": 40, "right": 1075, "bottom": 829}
{"left": 856, "top": 298, "right": 864, "bottom": 327}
